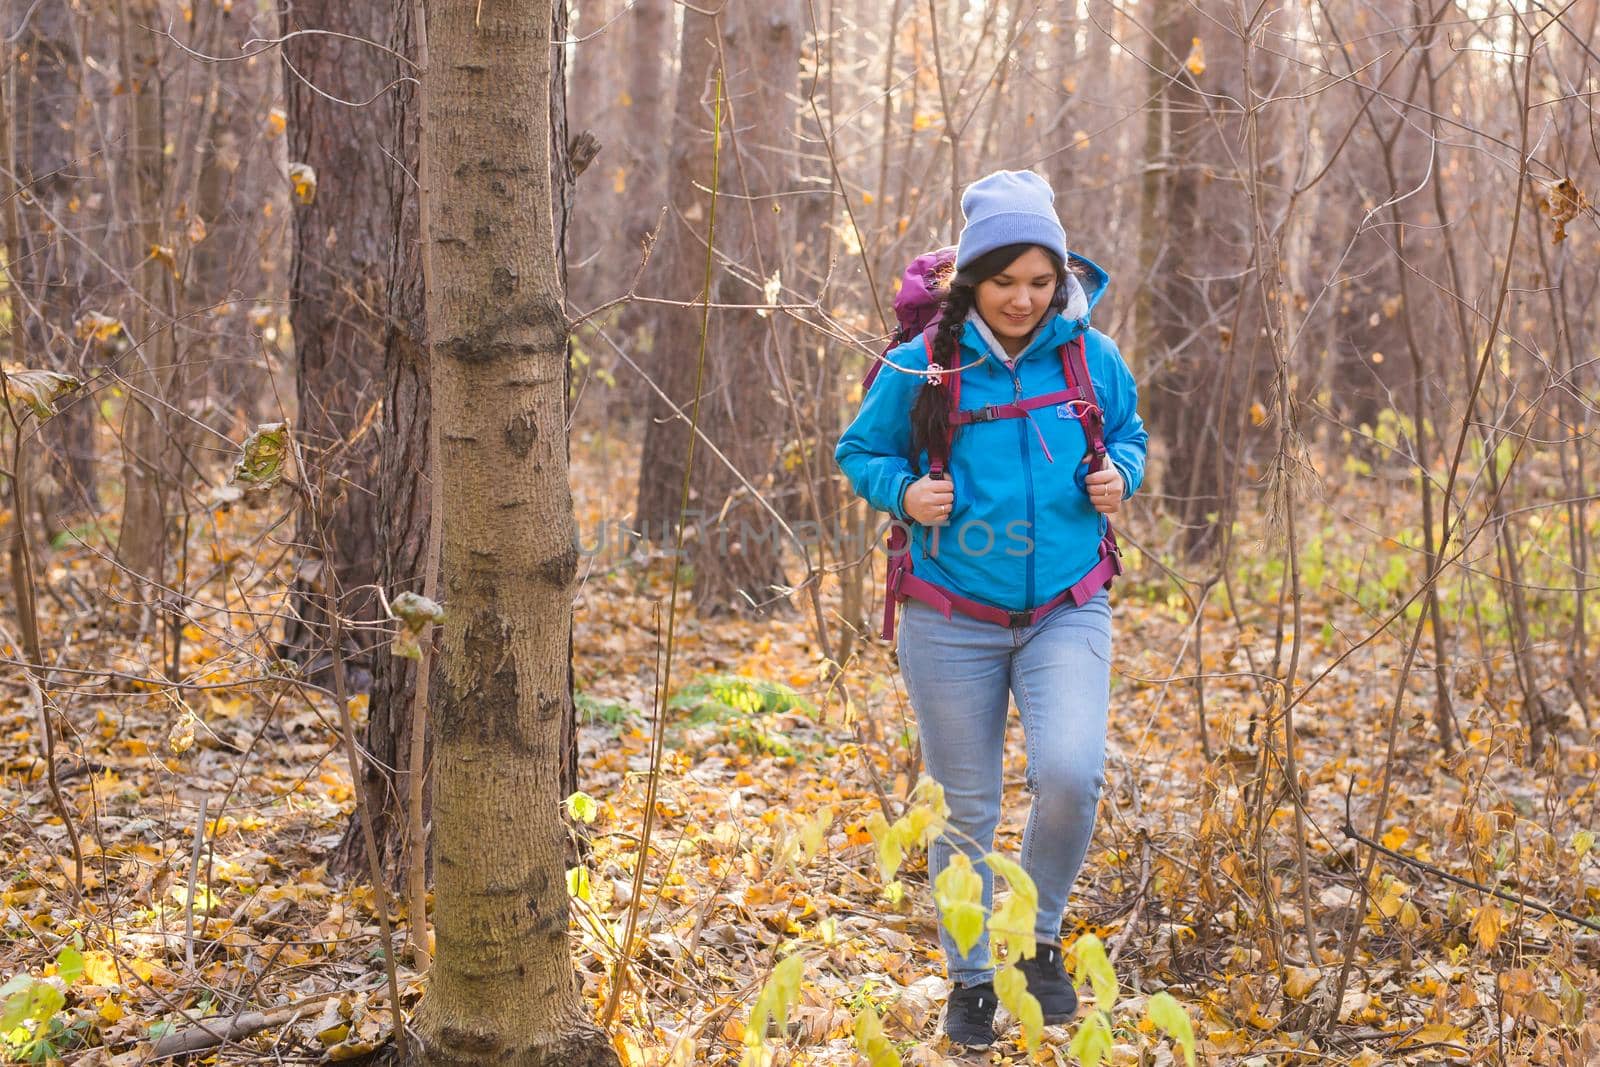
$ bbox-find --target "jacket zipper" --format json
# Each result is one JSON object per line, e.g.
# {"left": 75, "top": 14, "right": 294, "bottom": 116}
{"left": 1006, "top": 368, "right": 1036, "bottom": 609}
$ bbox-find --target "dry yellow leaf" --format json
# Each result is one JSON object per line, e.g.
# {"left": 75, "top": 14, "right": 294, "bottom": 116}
{"left": 1185, "top": 37, "right": 1207, "bottom": 77}
{"left": 1471, "top": 902, "right": 1503, "bottom": 952}
{"left": 289, "top": 162, "right": 317, "bottom": 205}
{"left": 1284, "top": 966, "right": 1320, "bottom": 999}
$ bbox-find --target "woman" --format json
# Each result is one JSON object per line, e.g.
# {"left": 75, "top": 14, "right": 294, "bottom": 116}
{"left": 834, "top": 169, "right": 1148, "bottom": 1049}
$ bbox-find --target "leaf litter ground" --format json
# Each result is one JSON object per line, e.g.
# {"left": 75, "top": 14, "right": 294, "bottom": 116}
{"left": 0, "top": 425, "right": 1595, "bottom": 1065}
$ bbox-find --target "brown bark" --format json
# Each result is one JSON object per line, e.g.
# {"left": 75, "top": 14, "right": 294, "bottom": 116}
{"left": 634, "top": 8, "right": 719, "bottom": 534}
{"left": 1137, "top": 0, "right": 1268, "bottom": 558}
{"left": 621, "top": 0, "right": 671, "bottom": 256}
{"left": 551, "top": 0, "right": 581, "bottom": 821}
{"left": 635, "top": 6, "right": 801, "bottom": 616}
{"left": 14, "top": 0, "right": 98, "bottom": 523}
{"left": 325, "top": 0, "right": 431, "bottom": 882}
{"left": 685, "top": 2, "right": 804, "bottom": 616}
{"left": 280, "top": 0, "right": 406, "bottom": 675}
{"left": 114, "top": 0, "right": 179, "bottom": 608}
{"left": 409, "top": 0, "right": 616, "bottom": 1061}
{"left": 333, "top": 0, "right": 582, "bottom": 881}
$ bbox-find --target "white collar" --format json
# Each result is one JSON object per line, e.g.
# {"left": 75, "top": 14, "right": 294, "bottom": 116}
{"left": 966, "top": 309, "right": 1023, "bottom": 365}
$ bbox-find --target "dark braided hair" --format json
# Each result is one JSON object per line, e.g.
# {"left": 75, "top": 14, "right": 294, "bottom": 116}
{"left": 910, "top": 243, "right": 1071, "bottom": 463}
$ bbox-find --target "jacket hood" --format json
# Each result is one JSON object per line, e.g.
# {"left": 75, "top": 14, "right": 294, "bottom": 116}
{"left": 1067, "top": 250, "right": 1110, "bottom": 315}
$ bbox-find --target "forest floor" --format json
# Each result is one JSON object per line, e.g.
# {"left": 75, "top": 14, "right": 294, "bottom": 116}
{"left": 0, "top": 419, "right": 1596, "bottom": 1065}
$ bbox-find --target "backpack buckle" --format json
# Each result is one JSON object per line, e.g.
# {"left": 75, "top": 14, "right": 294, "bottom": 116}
{"left": 1005, "top": 609, "right": 1032, "bottom": 628}
{"left": 968, "top": 404, "right": 1002, "bottom": 423}
{"left": 1101, "top": 535, "right": 1124, "bottom": 576}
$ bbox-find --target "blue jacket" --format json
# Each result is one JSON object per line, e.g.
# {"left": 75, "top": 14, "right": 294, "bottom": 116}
{"left": 834, "top": 253, "right": 1147, "bottom": 613}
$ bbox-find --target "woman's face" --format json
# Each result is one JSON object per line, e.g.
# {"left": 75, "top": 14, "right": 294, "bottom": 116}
{"left": 974, "top": 247, "right": 1059, "bottom": 350}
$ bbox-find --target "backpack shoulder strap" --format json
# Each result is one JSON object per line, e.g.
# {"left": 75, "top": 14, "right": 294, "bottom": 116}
{"left": 1060, "top": 333, "right": 1108, "bottom": 475}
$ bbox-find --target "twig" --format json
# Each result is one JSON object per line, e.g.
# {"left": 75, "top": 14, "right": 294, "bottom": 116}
{"left": 184, "top": 794, "right": 209, "bottom": 972}
{"left": 602, "top": 68, "right": 724, "bottom": 1031}
{"left": 1338, "top": 819, "right": 1600, "bottom": 932}
{"left": 288, "top": 431, "right": 409, "bottom": 1059}
{"left": 405, "top": 0, "right": 438, "bottom": 976}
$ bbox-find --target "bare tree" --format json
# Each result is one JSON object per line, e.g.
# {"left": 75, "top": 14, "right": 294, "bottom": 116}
{"left": 409, "top": 0, "right": 618, "bottom": 1060}
{"left": 635, "top": 4, "right": 803, "bottom": 616}
{"left": 279, "top": 0, "right": 409, "bottom": 676}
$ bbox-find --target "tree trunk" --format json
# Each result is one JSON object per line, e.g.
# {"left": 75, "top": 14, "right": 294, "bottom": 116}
{"left": 280, "top": 0, "right": 404, "bottom": 678}
{"left": 15, "top": 0, "right": 99, "bottom": 525}
{"left": 114, "top": 0, "right": 179, "bottom": 610}
{"left": 1137, "top": 0, "right": 1265, "bottom": 558}
{"left": 410, "top": 0, "right": 617, "bottom": 1062}
{"left": 634, "top": 8, "right": 719, "bottom": 540}
{"left": 551, "top": 0, "right": 582, "bottom": 824}
{"left": 621, "top": 0, "right": 671, "bottom": 257}
{"left": 635, "top": 6, "right": 800, "bottom": 616}
{"left": 327, "top": 0, "right": 431, "bottom": 880}
{"left": 332, "top": 0, "right": 583, "bottom": 881}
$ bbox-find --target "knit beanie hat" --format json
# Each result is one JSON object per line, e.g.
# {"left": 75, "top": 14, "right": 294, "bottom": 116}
{"left": 954, "top": 169, "right": 1067, "bottom": 270}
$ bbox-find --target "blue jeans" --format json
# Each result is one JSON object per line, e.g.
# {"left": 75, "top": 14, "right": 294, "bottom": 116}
{"left": 897, "top": 589, "right": 1113, "bottom": 986}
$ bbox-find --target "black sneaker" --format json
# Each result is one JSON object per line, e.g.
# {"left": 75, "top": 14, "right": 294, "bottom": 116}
{"left": 1016, "top": 943, "right": 1079, "bottom": 1024}
{"left": 943, "top": 980, "right": 998, "bottom": 1049}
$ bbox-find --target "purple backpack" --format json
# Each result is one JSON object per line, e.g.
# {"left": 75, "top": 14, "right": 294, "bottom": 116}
{"left": 862, "top": 247, "right": 957, "bottom": 392}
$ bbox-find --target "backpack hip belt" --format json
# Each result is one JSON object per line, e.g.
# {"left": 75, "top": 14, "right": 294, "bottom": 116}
{"left": 885, "top": 530, "right": 1121, "bottom": 636}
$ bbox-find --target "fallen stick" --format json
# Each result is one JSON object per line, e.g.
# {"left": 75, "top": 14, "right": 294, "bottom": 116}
{"left": 149, "top": 1004, "right": 305, "bottom": 1059}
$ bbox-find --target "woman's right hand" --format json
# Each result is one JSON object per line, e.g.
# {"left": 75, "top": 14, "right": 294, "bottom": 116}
{"left": 904, "top": 474, "right": 955, "bottom": 525}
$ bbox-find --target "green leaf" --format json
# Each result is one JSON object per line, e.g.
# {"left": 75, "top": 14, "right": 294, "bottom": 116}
{"left": 989, "top": 893, "right": 1038, "bottom": 963}
{"left": 995, "top": 964, "right": 1044, "bottom": 1051}
{"left": 799, "top": 806, "right": 832, "bottom": 861}
{"left": 1145, "top": 992, "right": 1197, "bottom": 1067}
{"left": 866, "top": 813, "right": 902, "bottom": 882}
{"left": 1071, "top": 933, "right": 1118, "bottom": 1009}
{"left": 565, "top": 790, "right": 599, "bottom": 824}
{"left": 986, "top": 852, "right": 1040, "bottom": 962}
{"left": 2, "top": 986, "right": 34, "bottom": 1031}
{"left": 54, "top": 948, "right": 82, "bottom": 988}
{"left": 851, "top": 1003, "right": 902, "bottom": 1067}
{"left": 748, "top": 953, "right": 805, "bottom": 1046}
{"left": 934, "top": 853, "right": 985, "bottom": 957}
{"left": 1067, "top": 1009, "right": 1113, "bottom": 1067}
{"left": 26, "top": 982, "right": 63, "bottom": 1024}
{"left": 906, "top": 776, "right": 948, "bottom": 844}
{"left": 389, "top": 591, "right": 446, "bottom": 659}
{"left": 230, "top": 422, "right": 291, "bottom": 492}
{"left": 565, "top": 865, "right": 590, "bottom": 902}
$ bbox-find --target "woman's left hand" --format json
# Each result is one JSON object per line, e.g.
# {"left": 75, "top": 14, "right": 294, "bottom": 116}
{"left": 1086, "top": 466, "right": 1124, "bottom": 514}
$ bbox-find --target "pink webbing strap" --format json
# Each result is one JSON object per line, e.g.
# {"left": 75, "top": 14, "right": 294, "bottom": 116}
{"left": 892, "top": 533, "right": 1123, "bottom": 631}
{"left": 948, "top": 386, "right": 1084, "bottom": 425}
{"left": 1061, "top": 335, "right": 1109, "bottom": 475}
